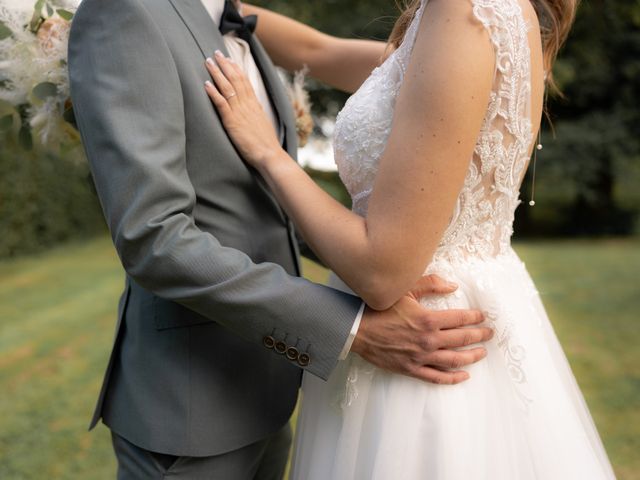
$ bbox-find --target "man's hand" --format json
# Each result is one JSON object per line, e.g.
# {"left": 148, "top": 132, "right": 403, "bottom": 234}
{"left": 350, "top": 275, "right": 492, "bottom": 384}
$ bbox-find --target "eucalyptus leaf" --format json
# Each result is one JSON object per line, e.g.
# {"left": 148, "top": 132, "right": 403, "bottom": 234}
{"left": 0, "top": 21, "right": 12, "bottom": 40}
{"left": 30, "top": 0, "right": 47, "bottom": 32}
{"left": 33, "top": 82, "right": 58, "bottom": 100}
{"left": 19, "top": 125, "right": 33, "bottom": 151}
{"left": 56, "top": 9, "right": 74, "bottom": 21}
{"left": 0, "top": 114, "right": 13, "bottom": 131}
{"left": 46, "top": 3, "right": 54, "bottom": 17}
{"left": 29, "top": 11, "right": 44, "bottom": 33}
{"left": 34, "top": 0, "right": 45, "bottom": 14}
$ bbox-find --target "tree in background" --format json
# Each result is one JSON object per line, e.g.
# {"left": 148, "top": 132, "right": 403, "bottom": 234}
{"left": 254, "top": 0, "right": 640, "bottom": 236}
{"left": 530, "top": 0, "right": 640, "bottom": 235}
{"left": 1, "top": 0, "right": 637, "bottom": 259}
{"left": 0, "top": 1, "right": 103, "bottom": 258}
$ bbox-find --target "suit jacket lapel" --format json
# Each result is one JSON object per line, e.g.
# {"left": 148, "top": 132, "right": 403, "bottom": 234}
{"left": 167, "top": 0, "right": 228, "bottom": 59}
{"left": 167, "top": 0, "right": 297, "bottom": 227}
{"left": 247, "top": 37, "right": 298, "bottom": 158}
{"left": 167, "top": 0, "right": 297, "bottom": 159}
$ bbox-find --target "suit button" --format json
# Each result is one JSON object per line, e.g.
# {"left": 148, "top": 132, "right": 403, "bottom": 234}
{"left": 275, "top": 341, "right": 287, "bottom": 354}
{"left": 298, "top": 353, "right": 311, "bottom": 367}
{"left": 286, "top": 347, "right": 299, "bottom": 361}
{"left": 263, "top": 336, "right": 275, "bottom": 349}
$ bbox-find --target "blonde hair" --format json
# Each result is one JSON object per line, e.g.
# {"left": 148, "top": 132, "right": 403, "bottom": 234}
{"left": 388, "top": 0, "right": 579, "bottom": 93}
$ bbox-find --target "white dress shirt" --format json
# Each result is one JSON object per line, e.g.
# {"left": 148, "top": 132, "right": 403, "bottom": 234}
{"left": 200, "top": 0, "right": 363, "bottom": 360}
{"left": 201, "top": 0, "right": 279, "bottom": 132}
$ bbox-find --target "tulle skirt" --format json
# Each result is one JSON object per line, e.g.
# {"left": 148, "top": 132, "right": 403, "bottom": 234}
{"left": 290, "top": 248, "right": 616, "bottom": 479}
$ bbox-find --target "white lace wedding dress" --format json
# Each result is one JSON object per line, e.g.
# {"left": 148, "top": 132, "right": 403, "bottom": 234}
{"left": 290, "top": 0, "right": 616, "bottom": 478}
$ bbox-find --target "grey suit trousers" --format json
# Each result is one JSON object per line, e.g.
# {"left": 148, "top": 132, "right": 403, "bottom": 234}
{"left": 111, "top": 424, "right": 292, "bottom": 480}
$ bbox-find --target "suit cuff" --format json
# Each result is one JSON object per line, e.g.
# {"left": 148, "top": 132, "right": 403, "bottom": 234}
{"left": 338, "top": 302, "right": 365, "bottom": 360}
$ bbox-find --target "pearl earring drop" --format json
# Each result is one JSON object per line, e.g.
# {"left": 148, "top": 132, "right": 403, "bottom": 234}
{"left": 529, "top": 132, "right": 542, "bottom": 207}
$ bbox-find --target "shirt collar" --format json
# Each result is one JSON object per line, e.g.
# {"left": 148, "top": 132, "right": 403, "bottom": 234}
{"left": 199, "top": 0, "right": 225, "bottom": 27}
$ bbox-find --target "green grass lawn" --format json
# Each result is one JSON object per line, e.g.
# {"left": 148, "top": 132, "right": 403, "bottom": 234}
{"left": 1, "top": 236, "right": 638, "bottom": 479}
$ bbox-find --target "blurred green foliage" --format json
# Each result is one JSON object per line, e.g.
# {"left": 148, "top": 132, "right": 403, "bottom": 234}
{"left": 0, "top": 141, "right": 105, "bottom": 258}
{"left": 252, "top": 0, "right": 399, "bottom": 116}
{"left": 520, "top": 0, "right": 640, "bottom": 236}
{"left": 255, "top": 0, "right": 640, "bottom": 236}
{"left": 1, "top": 0, "right": 637, "bottom": 259}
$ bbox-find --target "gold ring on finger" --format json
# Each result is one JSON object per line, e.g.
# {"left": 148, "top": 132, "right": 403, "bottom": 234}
{"left": 226, "top": 92, "right": 237, "bottom": 100}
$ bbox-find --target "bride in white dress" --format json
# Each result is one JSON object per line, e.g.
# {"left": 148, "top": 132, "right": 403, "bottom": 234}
{"left": 205, "top": 0, "right": 616, "bottom": 478}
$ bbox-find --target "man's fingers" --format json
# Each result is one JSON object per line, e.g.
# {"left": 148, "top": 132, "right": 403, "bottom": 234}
{"left": 410, "top": 274, "right": 458, "bottom": 299}
{"left": 424, "top": 309, "right": 485, "bottom": 330}
{"left": 438, "top": 327, "right": 494, "bottom": 349}
{"left": 411, "top": 366, "right": 470, "bottom": 385}
{"left": 425, "top": 347, "right": 487, "bottom": 369}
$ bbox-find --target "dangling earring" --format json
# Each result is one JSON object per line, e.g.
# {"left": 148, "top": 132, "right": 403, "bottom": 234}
{"left": 529, "top": 89, "right": 549, "bottom": 207}
{"left": 529, "top": 130, "right": 543, "bottom": 207}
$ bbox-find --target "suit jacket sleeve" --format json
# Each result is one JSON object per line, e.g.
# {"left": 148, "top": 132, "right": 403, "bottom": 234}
{"left": 68, "top": 0, "right": 360, "bottom": 380}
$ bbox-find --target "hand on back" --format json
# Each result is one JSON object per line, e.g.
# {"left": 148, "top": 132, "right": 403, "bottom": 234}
{"left": 351, "top": 274, "right": 493, "bottom": 385}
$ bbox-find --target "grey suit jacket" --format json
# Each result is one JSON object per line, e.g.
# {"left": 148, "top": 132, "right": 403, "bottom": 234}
{"left": 68, "top": 0, "right": 361, "bottom": 457}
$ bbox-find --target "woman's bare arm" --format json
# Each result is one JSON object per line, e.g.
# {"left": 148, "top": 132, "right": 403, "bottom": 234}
{"left": 242, "top": 3, "right": 387, "bottom": 93}
{"left": 207, "top": 0, "right": 494, "bottom": 310}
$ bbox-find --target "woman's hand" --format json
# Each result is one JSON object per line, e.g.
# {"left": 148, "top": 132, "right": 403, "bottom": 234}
{"left": 205, "top": 50, "right": 283, "bottom": 169}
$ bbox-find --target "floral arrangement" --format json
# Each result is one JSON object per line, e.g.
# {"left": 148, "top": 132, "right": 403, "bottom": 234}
{"left": 0, "top": 0, "right": 313, "bottom": 152}
{"left": 0, "top": 0, "right": 80, "bottom": 152}
{"left": 282, "top": 66, "right": 314, "bottom": 147}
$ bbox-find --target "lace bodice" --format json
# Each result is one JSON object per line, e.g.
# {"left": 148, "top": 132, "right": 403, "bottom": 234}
{"left": 333, "top": 0, "right": 535, "bottom": 263}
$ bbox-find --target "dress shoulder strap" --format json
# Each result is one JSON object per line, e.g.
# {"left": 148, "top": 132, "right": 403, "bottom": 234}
{"left": 470, "top": 0, "right": 533, "bottom": 88}
{"left": 470, "top": 0, "right": 534, "bottom": 172}
{"left": 395, "top": 0, "right": 429, "bottom": 72}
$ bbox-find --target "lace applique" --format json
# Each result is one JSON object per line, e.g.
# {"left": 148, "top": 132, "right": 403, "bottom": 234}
{"left": 332, "top": 355, "right": 376, "bottom": 410}
{"left": 334, "top": 0, "right": 534, "bottom": 262}
{"left": 333, "top": 0, "right": 427, "bottom": 218}
{"left": 485, "top": 307, "right": 534, "bottom": 413}
{"left": 436, "top": 0, "right": 533, "bottom": 263}
{"left": 332, "top": 0, "right": 536, "bottom": 411}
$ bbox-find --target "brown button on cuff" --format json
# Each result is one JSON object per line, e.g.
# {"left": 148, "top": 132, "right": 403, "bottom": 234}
{"left": 286, "top": 347, "right": 299, "bottom": 361}
{"left": 263, "top": 336, "right": 275, "bottom": 349}
{"left": 275, "top": 341, "right": 287, "bottom": 354}
{"left": 298, "top": 353, "right": 311, "bottom": 367}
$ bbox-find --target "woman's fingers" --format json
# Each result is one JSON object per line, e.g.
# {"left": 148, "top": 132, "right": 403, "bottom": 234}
{"left": 213, "top": 50, "right": 249, "bottom": 96}
{"left": 202, "top": 51, "right": 283, "bottom": 167}
{"left": 205, "top": 57, "right": 237, "bottom": 101}
{"left": 204, "top": 80, "right": 232, "bottom": 118}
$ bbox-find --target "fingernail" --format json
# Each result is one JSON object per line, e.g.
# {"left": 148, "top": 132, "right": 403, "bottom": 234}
{"left": 214, "top": 49, "right": 224, "bottom": 58}
{"left": 205, "top": 80, "right": 213, "bottom": 87}
{"left": 206, "top": 57, "right": 215, "bottom": 66}
{"left": 447, "top": 281, "right": 458, "bottom": 289}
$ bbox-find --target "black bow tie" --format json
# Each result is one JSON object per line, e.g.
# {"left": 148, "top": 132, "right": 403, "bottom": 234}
{"left": 219, "top": 0, "right": 257, "bottom": 42}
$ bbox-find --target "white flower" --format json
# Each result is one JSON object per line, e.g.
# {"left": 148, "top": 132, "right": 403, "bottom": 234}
{"left": 0, "top": 0, "right": 80, "bottom": 149}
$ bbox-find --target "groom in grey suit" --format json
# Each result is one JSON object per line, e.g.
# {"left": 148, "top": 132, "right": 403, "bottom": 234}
{"left": 69, "top": 0, "right": 491, "bottom": 477}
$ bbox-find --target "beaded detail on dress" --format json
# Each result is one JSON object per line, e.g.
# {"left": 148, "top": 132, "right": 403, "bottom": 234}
{"left": 333, "top": 0, "right": 534, "bottom": 264}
